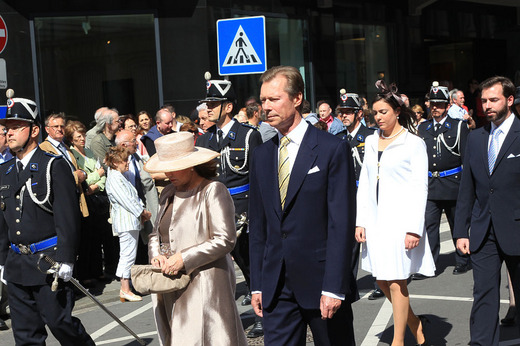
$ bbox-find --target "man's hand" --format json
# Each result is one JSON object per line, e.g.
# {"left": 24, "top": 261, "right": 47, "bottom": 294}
{"left": 251, "top": 293, "right": 263, "bottom": 317}
{"left": 320, "top": 295, "right": 341, "bottom": 320}
{"left": 75, "top": 169, "right": 87, "bottom": 183}
{"left": 456, "top": 238, "right": 471, "bottom": 255}
{"left": 58, "top": 263, "right": 74, "bottom": 282}
{"left": 405, "top": 233, "right": 420, "bottom": 249}
{"left": 355, "top": 227, "right": 366, "bottom": 243}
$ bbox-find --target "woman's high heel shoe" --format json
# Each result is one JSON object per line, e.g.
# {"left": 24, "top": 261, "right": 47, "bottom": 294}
{"left": 119, "top": 290, "right": 142, "bottom": 302}
{"left": 416, "top": 315, "right": 430, "bottom": 346}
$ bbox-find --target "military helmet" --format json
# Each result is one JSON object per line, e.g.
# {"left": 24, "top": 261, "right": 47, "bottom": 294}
{"left": 199, "top": 72, "right": 236, "bottom": 103}
{"left": 428, "top": 81, "right": 449, "bottom": 103}
{"left": 0, "top": 89, "right": 39, "bottom": 125}
{"left": 337, "top": 88, "right": 362, "bottom": 110}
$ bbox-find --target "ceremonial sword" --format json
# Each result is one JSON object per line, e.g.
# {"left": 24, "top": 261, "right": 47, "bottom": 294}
{"left": 37, "top": 253, "right": 147, "bottom": 346}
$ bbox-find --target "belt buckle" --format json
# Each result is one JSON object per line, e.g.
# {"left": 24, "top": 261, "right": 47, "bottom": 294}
{"left": 432, "top": 171, "right": 440, "bottom": 178}
{"left": 18, "top": 244, "right": 32, "bottom": 255}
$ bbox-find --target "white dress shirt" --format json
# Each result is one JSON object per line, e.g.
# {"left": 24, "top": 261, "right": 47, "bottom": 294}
{"left": 488, "top": 112, "right": 514, "bottom": 152}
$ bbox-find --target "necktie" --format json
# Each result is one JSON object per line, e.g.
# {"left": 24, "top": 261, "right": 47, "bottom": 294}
{"left": 278, "top": 136, "right": 290, "bottom": 209}
{"left": 217, "top": 129, "right": 224, "bottom": 150}
{"left": 16, "top": 161, "right": 23, "bottom": 183}
{"left": 435, "top": 123, "right": 441, "bottom": 132}
{"left": 488, "top": 128, "right": 501, "bottom": 174}
{"left": 347, "top": 134, "right": 353, "bottom": 141}
{"left": 132, "top": 156, "right": 145, "bottom": 202}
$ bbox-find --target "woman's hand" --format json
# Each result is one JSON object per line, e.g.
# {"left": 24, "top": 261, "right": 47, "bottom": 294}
{"left": 97, "top": 167, "right": 105, "bottom": 177}
{"left": 86, "top": 184, "right": 99, "bottom": 195}
{"left": 405, "top": 233, "right": 420, "bottom": 249}
{"left": 355, "top": 227, "right": 366, "bottom": 243}
{"left": 151, "top": 255, "right": 167, "bottom": 268}
{"left": 162, "top": 253, "right": 184, "bottom": 276}
{"left": 141, "top": 210, "right": 152, "bottom": 223}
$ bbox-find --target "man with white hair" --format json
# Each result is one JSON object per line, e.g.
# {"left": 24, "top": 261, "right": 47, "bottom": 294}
{"left": 85, "top": 107, "right": 108, "bottom": 148}
{"left": 88, "top": 108, "right": 119, "bottom": 170}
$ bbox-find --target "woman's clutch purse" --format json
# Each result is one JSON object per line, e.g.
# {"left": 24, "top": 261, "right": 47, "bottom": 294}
{"left": 130, "top": 265, "right": 190, "bottom": 295}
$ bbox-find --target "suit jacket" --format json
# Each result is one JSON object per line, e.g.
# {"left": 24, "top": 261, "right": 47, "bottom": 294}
{"left": 0, "top": 148, "right": 80, "bottom": 285}
{"left": 196, "top": 120, "right": 262, "bottom": 216}
{"left": 39, "top": 139, "right": 89, "bottom": 217}
{"left": 418, "top": 117, "right": 469, "bottom": 200}
{"left": 249, "top": 123, "right": 357, "bottom": 310}
{"left": 133, "top": 154, "right": 159, "bottom": 243}
{"left": 454, "top": 115, "right": 520, "bottom": 255}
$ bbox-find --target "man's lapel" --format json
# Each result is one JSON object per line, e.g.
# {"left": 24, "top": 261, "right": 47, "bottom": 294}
{"left": 283, "top": 126, "right": 318, "bottom": 212}
{"left": 206, "top": 126, "right": 220, "bottom": 151}
{"left": 479, "top": 124, "right": 491, "bottom": 175}
{"left": 493, "top": 116, "right": 520, "bottom": 173}
{"left": 221, "top": 120, "right": 240, "bottom": 148}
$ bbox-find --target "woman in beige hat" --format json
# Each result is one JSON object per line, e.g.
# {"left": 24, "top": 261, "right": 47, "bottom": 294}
{"left": 145, "top": 132, "right": 247, "bottom": 346}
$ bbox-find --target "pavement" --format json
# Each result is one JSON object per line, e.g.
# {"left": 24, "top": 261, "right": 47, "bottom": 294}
{"left": 0, "top": 215, "right": 519, "bottom": 345}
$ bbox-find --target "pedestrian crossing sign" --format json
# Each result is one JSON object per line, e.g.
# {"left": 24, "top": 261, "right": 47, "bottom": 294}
{"left": 217, "top": 16, "right": 266, "bottom": 76}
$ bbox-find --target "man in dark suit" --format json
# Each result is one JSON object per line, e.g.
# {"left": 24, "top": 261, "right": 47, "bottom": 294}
{"left": 249, "top": 66, "right": 357, "bottom": 345}
{"left": 454, "top": 76, "right": 520, "bottom": 346}
{"left": 418, "top": 82, "right": 470, "bottom": 278}
{"left": 0, "top": 96, "right": 94, "bottom": 345}
{"left": 195, "top": 73, "right": 264, "bottom": 336}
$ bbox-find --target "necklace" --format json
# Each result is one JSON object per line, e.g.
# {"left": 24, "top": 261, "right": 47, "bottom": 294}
{"left": 381, "top": 126, "right": 404, "bottom": 139}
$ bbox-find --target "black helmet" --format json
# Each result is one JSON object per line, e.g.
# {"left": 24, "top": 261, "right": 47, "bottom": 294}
{"left": 337, "top": 88, "right": 362, "bottom": 110}
{"left": 428, "top": 81, "right": 449, "bottom": 103}
{"left": 0, "top": 89, "right": 39, "bottom": 125}
{"left": 199, "top": 72, "right": 236, "bottom": 103}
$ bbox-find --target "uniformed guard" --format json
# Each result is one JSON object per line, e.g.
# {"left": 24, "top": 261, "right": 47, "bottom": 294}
{"left": 0, "top": 91, "right": 94, "bottom": 345}
{"left": 335, "top": 89, "right": 381, "bottom": 300}
{"left": 195, "top": 73, "right": 263, "bottom": 337}
{"left": 336, "top": 89, "right": 375, "bottom": 185}
{"left": 416, "top": 81, "right": 470, "bottom": 279}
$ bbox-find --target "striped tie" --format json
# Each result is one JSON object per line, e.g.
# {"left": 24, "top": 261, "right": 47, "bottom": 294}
{"left": 278, "top": 136, "right": 290, "bottom": 209}
{"left": 488, "top": 127, "right": 501, "bottom": 174}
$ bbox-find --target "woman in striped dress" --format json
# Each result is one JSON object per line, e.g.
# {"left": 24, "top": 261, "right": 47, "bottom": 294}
{"left": 105, "top": 146, "right": 152, "bottom": 302}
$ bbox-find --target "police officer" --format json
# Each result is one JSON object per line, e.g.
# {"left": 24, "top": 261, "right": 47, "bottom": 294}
{"left": 0, "top": 93, "right": 94, "bottom": 345}
{"left": 336, "top": 89, "right": 381, "bottom": 299}
{"left": 417, "top": 81, "right": 470, "bottom": 278}
{"left": 195, "top": 73, "right": 263, "bottom": 337}
{"left": 336, "top": 89, "right": 375, "bottom": 185}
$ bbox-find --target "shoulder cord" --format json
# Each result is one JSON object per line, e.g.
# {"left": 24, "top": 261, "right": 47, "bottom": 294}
{"left": 351, "top": 146, "right": 363, "bottom": 168}
{"left": 19, "top": 157, "right": 55, "bottom": 214}
{"left": 222, "top": 128, "right": 252, "bottom": 176}
{"left": 436, "top": 121, "right": 463, "bottom": 157}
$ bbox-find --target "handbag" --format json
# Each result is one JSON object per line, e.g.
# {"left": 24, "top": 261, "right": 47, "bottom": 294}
{"left": 131, "top": 264, "right": 190, "bottom": 295}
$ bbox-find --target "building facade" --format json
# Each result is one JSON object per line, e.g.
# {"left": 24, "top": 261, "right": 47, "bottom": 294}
{"left": 0, "top": 0, "right": 519, "bottom": 124}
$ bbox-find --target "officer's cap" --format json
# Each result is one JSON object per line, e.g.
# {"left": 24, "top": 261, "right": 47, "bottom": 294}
{"left": 428, "top": 81, "right": 449, "bottom": 103}
{"left": 199, "top": 72, "right": 236, "bottom": 103}
{"left": 337, "top": 89, "right": 362, "bottom": 110}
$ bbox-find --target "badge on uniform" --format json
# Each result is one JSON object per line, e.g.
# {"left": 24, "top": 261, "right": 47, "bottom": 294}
{"left": 5, "top": 164, "right": 13, "bottom": 175}
{"left": 228, "top": 131, "right": 236, "bottom": 140}
{"left": 445, "top": 122, "right": 451, "bottom": 129}
{"left": 0, "top": 185, "right": 9, "bottom": 191}
{"left": 356, "top": 134, "right": 365, "bottom": 142}
{"left": 426, "top": 124, "right": 432, "bottom": 131}
{"left": 30, "top": 163, "right": 38, "bottom": 171}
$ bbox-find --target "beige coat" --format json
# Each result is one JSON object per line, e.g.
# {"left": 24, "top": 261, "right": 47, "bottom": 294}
{"left": 148, "top": 180, "right": 247, "bottom": 346}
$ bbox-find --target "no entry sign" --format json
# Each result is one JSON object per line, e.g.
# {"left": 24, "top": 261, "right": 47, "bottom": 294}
{"left": 0, "top": 16, "right": 8, "bottom": 55}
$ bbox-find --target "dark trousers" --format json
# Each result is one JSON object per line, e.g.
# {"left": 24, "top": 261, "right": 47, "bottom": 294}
{"left": 232, "top": 230, "right": 251, "bottom": 288}
{"left": 75, "top": 215, "right": 103, "bottom": 281}
{"left": 263, "top": 264, "right": 355, "bottom": 346}
{"left": 425, "top": 199, "right": 468, "bottom": 267}
{"left": 470, "top": 226, "right": 520, "bottom": 346}
{"left": 8, "top": 281, "right": 94, "bottom": 346}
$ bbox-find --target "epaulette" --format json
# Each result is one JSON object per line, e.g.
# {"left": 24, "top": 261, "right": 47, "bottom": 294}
{"left": 241, "top": 123, "right": 258, "bottom": 130}
{"left": 0, "top": 157, "right": 14, "bottom": 165}
{"left": 45, "top": 152, "right": 62, "bottom": 158}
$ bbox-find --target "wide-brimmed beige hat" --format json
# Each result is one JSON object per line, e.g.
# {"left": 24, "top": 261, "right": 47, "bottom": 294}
{"left": 144, "top": 132, "right": 220, "bottom": 173}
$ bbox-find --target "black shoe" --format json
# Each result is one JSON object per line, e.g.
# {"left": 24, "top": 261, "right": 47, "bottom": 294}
{"left": 453, "top": 264, "right": 469, "bottom": 275}
{"left": 416, "top": 315, "right": 430, "bottom": 346}
{"left": 368, "top": 288, "right": 385, "bottom": 300}
{"left": 246, "top": 321, "right": 264, "bottom": 338}
{"left": 501, "top": 306, "right": 516, "bottom": 326}
{"left": 241, "top": 293, "right": 252, "bottom": 306}
{"left": 411, "top": 273, "right": 428, "bottom": 280}
{"left": 0, "top": 318, "right": 8, "bottom": 331}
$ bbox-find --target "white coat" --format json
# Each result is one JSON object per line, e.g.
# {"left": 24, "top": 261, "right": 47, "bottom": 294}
{"left": 356, "top": 129, "right": 435, "bottom": 280}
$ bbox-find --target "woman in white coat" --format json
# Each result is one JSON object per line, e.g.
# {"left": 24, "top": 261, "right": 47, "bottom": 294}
{"left": 105, "top": 146, "right": 151, "bottom": 302}
{"left": 356, "top": 80, "right": 435, "bottom": 346}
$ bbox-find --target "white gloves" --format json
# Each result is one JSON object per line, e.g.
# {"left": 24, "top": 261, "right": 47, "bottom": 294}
{"left": 58, "top": 263, "right": 74, "bottom": 282}
{"left": 0, "top": 265, "right": 5, "bottom": 285}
